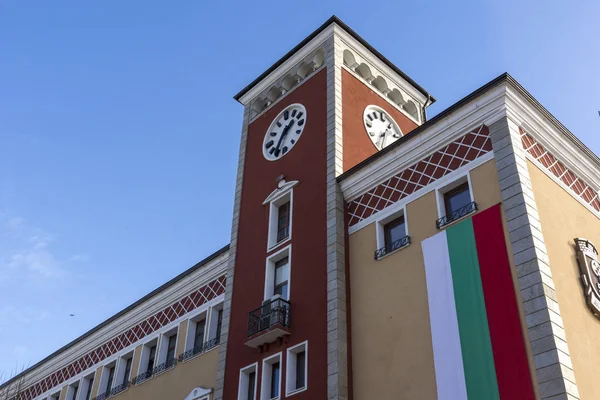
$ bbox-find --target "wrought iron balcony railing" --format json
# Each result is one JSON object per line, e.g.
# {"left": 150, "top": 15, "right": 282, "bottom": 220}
{"left": 178, "top": 336, "right": 221, "bottom": 362}
{"left": 132, "top": 369, "right": 153, "bottom": 385}
{"left": 247, "top": 297, "right": 290, "bottom": 337}
{"left": 436, "top": 201, "right": 477, "bottom": 229}
{"left": 374, "top": 235, "right": 411, "bottom": 260}
{"left": 131, "top": 357, "right": 177, "bottom": 385}
{"left": 110, "top": 381, "right": 130, "bottom": 396}
{"left": 92, "top": 391, "right": 110, "bottom": 400}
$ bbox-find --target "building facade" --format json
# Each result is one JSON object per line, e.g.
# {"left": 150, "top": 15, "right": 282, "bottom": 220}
{"left": 3, "top": 15, "right": 600, "bottom": 400}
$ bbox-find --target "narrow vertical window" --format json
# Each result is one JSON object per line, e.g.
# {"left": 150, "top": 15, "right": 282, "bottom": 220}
{"left": 71, "top": 386, "right": 78, "bottom": 400}
{"left": 85, "top": 378, "right": 94, "bottom": 400}
{"left": 274, "top": 257, "right": 289, "bottom": 300}
{"left": 147, "top": 345, "right": 156, "bottom": 372}
{"left": 215, "top": 309, "right": 223, "bottom": 342}
{"left": 295, "top": 351, "right": 306, "bottom": 390}
{"left": 194, "top": 318, "right": 206, "bottom": 350}
{"left": 166, "top": 334, "right": 177, "bottom": 366}
{"left": 122, "top": 358, "right": 132, "bottom": 384}
{"left": 270, "top": 362, "right": 280, "bottom": 399}
{"left": 276, "top": 202, "right": 290, "bottom": 242}
{"left": 247, "top": 371, "right": 256, "bottom": 400}
{"left": 106, "top": 367, "right": 115, "bottom": 392}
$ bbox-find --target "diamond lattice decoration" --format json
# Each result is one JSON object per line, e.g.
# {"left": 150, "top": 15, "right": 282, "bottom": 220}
{"left": 521, "top": 128, "right": 600, "bottom": 212}
{"left": 21, "top": 275, "right": 226, "bottom": 399}
{"left": 347, "top": 125, "right": 492, "bottom": 227}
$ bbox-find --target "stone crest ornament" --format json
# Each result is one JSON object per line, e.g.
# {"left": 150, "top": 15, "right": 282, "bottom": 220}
{"left": 574, "top": 238, "right": 600, "bottom": 317}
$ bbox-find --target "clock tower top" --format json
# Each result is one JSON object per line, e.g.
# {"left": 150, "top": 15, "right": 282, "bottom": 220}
{"left": 235, "top": 15, "right": 435, "bottom": 126}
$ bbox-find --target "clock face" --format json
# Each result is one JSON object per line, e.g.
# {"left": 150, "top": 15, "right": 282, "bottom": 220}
{"left": 363, "top": 105, "right": 402, "bottom": 150}
{"left": 263, "top": 103, "right": 307, "bottom": 161}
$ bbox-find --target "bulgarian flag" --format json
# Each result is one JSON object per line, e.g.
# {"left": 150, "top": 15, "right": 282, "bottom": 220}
{"left": 422, "top": 204, "right": 535, "bottom": 400}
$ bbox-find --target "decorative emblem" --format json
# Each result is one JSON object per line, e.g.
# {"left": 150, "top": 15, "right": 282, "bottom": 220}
{"left": 574, "top": 238, "right": 600, "bottom": 317}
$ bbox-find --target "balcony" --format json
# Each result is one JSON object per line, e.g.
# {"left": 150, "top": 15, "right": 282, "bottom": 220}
{"left": 374, "top": 235, "right": 411, "bottom": 260}
{"left": 436, "top": 201, "right": 477, "bottom": 229}
{"left": 245, "top": 297, "right": 291, "bottom": 348}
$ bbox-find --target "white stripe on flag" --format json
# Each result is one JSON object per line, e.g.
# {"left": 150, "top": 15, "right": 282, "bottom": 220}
{"left": 422, "top": 232, "right": 468, "bottom": 400}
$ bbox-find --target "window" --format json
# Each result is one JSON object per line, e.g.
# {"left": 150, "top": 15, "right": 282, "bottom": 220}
{"left": 286, "top": 341, "right": 308, "bottom": 395}
{"left": 276, "top": 202, "right": 290, "bottom": 243}
{"left": 50, "top": 392, "right": 61, "bottom": 400}
{"left": 264, "top": 246, "right": 291, "bottom": 301}
{"left": 157, "top": 329, "right": 178, "bottom": 371}
{"left": 166, "top": 334, "right": 177, "bottom": 362}
{"left": 436, "top": 177, "right": 476, "bottom": 229}
{"left": 274, "top": 257, "right": 289, "bottom": 300}
{"left": 265, "top": 183, "right": 296, "bottom": 250}
{"left": 68, "top": 384, "right": 79, "bottom": 400}
{"left": 194, "top": 318, "right": 206, "bottom": 350}
{"left": 182, "top": 311, "right": 208, "bottom": 361}
{"left": 135, "top": 338, "right": 158, "bottom": 384}
{"left": 114, "top": 353, "right": 133, "bottom": 393}
{"left": 122, "top": 357, "right": 133, "bottom": 384}
{"left": 384, "top": 216, "right": 406, "bottom": 248}
{"left": 147, "top": 345, "right": 157, "bottom": 371}
{"left": 260, "top": 353, "right": 282, "bottom": 400}
{"left": 106, "top": 366, "right": 115, "bottom": 392}
{"left": 85, "top": 377, "right": 94, "bottom": 400}
{"left": 444, "top": 182, "right": 471, "bottom": 216}
{"left": 238, "top": 363, "right": 258, "bottom": 400}
{"left": 206, "top": 304, "right": 224, "bottom": 349}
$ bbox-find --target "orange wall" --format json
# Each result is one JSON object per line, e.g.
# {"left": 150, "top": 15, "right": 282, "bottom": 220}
{"left": 341, "top": 69, "right": 418, "bottom": 171}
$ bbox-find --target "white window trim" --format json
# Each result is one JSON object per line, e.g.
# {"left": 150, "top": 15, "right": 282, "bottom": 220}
{"left": 136, "top": 335, "right": 160, "bottom": 379}
{"left": 237, "top": 362, "right": 259, "bottom": 400}
{"left": 156, "top": 326, "right": 179, "bottom": 374}
{"left": 375, "top": 205, "right": 409, "bottom": 259}
{"left": 264, "top": 245, "right": 292, "bottom": 302}
{"left": 435, "top": 172, "right": 475, "bottom": 226}
{"left": 182, "top": 309, "right": 209, "bottom": 360}
{"left": 79, "top": 373, "right": 95, "bottom": 400}
{"left": 260, "top": 352, "right": 283, "bottom": 400}
{"left": 285, "top": 341, "right": 308, "bottom": 396}
{"left": 266, "top": 189, "right": 294, "bottom": 252}
{"left": 98, "top": 359, "right": 118, "bottom": 395}
{"left": 206, "top": 302, "right": 224, "bottom": 350}
{"left": 66, "top": 382, "right": 80, "bottom": 400}
{"left": 114, "top": 351, "right": 134, "bottom": 388}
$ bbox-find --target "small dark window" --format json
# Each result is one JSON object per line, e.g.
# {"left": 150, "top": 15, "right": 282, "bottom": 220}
{"left": 270, "top": 362, "right": 280, "bottom": 399}
{"left": 247, "top": 371, "right": 256, "bottom": 400}
{"left": 444, "top": 183, "right": 471, "bottom": 216}
{"left": 274, "top": 257, "right": 289, "bottom": 300}
{"left": 295, "top": 350, "right": 306, "bottom": 390}
{"left": 215, "top": 309, "right": 223, "bottom": 341}
{"left": 106, "top": 367, "right": 115, "bottom": 392}
{"left": 276, "top": 202, "right": 290, "bottom": 242}
{"left": 71, "top": 386, "right": 78, "bottom": 400}
{"left": 384, "top": 216, "right": 406, "bottom": 248}
{"left": 85, "top": 379, "right": 94, "bottom": 400}
{"left": 147, "top": 345, "right": 156, "bottom": 372}
{"left": 166, "top": 334, "right": 177, "bottom": 361}
{"left": 122, "top": 358, "right": 133, "bottom": 384}
{"left": 194, "top": 319, "right": 206, "bottom": 350}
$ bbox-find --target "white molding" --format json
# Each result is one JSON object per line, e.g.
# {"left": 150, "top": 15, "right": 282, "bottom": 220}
{"left": 262, "top": 180, "right": 299, "bottom": 205}
{"left": 184, "top": 387, "right": 212, "bottom": 400}
{"left": 239, "top": 26, "right": 335, "bottom": 105}
{"left": 237, "top": 362, "right": 258, "bottom": 400}
{"left": 260, "top": 352, "right": 283, "bottom": 400}
{"left": 348, "top": 152, "right": 494, "bottom": 234}
{"left": 264, "top": 245, "right": 292, "bottom": 301}
{"left": 285, "top": 340, "right": 308, "bottom": 397}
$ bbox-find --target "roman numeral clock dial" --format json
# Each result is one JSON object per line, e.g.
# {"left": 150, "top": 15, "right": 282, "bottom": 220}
{"left": 363, "top": 105, "right": 402, "bottom": 150}
{"left": 263, "top": 103, "right": 307, "bottom": 161}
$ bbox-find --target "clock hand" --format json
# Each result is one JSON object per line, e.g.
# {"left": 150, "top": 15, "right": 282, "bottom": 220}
{"left": 275, "top": 120, "right": 295, "bottom": 155}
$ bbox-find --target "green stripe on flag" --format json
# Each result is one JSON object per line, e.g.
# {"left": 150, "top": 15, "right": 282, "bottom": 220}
{"left": 447, "top": 219, "right": 500, "bottom": 400}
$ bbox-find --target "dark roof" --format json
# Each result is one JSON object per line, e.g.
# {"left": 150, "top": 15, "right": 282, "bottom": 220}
{"left": 233, "top": 15, "right": 435, "bottom": 104}
{"left": 0, "top": 244, "right": 230, "bottom": 390}
{"left": 338, "top": 72, "right": 600, "bottom": 182}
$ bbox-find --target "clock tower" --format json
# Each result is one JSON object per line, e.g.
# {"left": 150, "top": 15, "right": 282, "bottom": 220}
{"left": 214, "top": 16, "right": 434, "bottom": 400}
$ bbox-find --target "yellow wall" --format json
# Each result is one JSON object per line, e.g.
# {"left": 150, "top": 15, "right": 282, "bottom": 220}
{"left": 348, "top": 160, "right": 508, "bottom": 399}
{"left": 529, "top": 160, "right": 600, "bottom": 399}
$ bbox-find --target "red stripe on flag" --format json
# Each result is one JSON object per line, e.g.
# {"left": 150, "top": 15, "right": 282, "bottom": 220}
{"left": 473, "top": 204, "right": 536, "bottom": 400}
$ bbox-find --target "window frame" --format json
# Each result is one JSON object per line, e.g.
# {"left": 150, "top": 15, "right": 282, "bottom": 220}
{"left": 264, "top": 245, "right": 292, "bottom": 301}
{"left": 206, "top": 302, "right": 225, "bottom": 351}
{"left": 286, "top": 341, "right": 308, "bottom": 396}
{"left": 265, "top": 186, "right": 295, "bottom": 252}
{"left": 182, "top": 309, "right": 209, "bottom": 361}
{"left": 156, "top": 327, "right": 178, "bottom": 373}
{"left": 260, "top": 352, "right": 282, "bottom": 400}
{"left": 238, "top": 362, "right": 259, "bottom": 400}
{"left": 443, "top": 182, "right": 471, "bottom": 217}
{"left": 435, "top": 173, "right": 475, "bottom": 227}
{"left": 375, "top": 205, "right": 410, "bottom": 259}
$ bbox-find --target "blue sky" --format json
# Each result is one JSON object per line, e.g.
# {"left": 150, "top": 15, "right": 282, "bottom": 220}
{"left": 1, "top": 0, "right": 599, "bottom": 378}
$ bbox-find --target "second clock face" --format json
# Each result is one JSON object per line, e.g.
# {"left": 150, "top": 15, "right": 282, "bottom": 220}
{"left": 263, "top": 103, "right": 307, "bottom": 161}
{"left": 363, "top": 105, "right": 402, "bottom": 150}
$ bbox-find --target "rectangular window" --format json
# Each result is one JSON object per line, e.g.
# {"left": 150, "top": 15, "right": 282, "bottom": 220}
{"left": 85, "top": 378, "right": 94, "bottom": 400}
{"left": 106, "top": 367, "right": 115, "bottom": 392}
{"left": 238, "top": 363, "right": 258, "bottom": 400}
{"left": 274, "top": 257, "right": 289, "bottom": 300}
{"left": 147, "top": 345, "right": 156, "bottom": 372}
{"left": 166, "top": 334, "right": 177, "bottom": 362}
{"left": 276, "top": 202, "right": 290, "bottom": 243}
{"left": 261, "top": 353, "right": 282, "bottom": 400}
{"left": 70, "top": 385, "right": 78, "bottom": 400}
{"left": 444, "top": 182, "right": 471, "bottom": 216}
{"left": 384, "top": 216, "right": 406, "bottom": 248}
{"left": 215, "top": 309, "right": 223, "bottom": 341}
{"left": 286, "top": 341, "right": 308, "bottom": 395}
{"left": 122, "top": 358, "right": 132, "bottom": 384}
{"left": 247, "top": 371, "right": 256, "bottom": 400}
{"left": 194, "top": 318, "right": 206, "bottom": 350}
{"left": 270, "top": 362, "right": 280, "bottom": 399}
